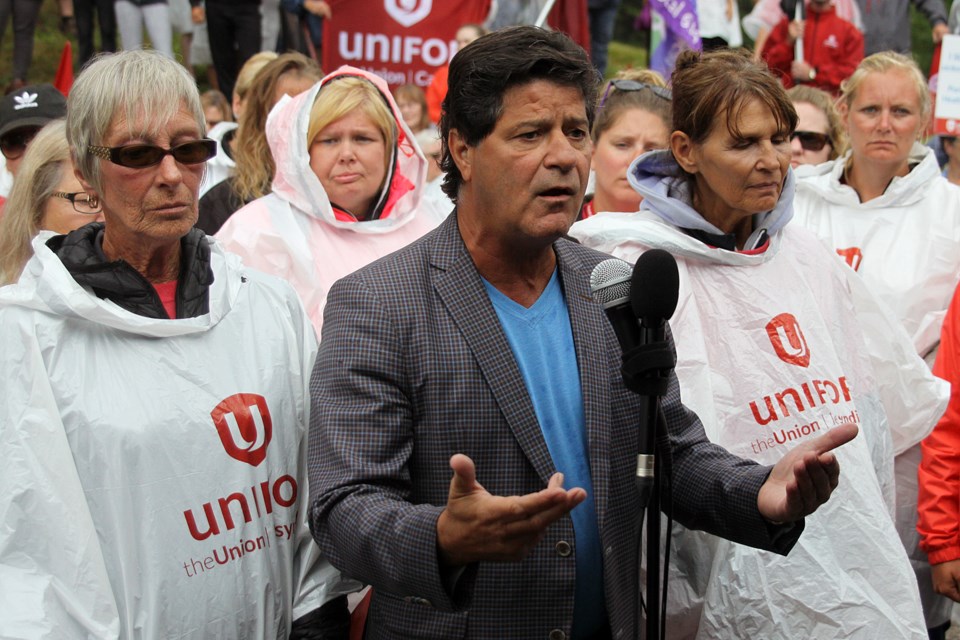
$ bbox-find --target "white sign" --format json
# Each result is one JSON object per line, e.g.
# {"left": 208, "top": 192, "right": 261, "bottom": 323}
{"left": 934, "top": 34, "right": 960, "bottom": 134}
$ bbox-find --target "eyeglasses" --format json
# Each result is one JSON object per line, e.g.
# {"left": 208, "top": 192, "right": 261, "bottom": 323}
{"left": 87, "top": 139, "right": 217, "bottom": 168}
{"left": 0, "top": 126, "right": 42, "bottom": 160}
{"left": 790, "top": 131, "right": 831, "bottom": 152}
{"left": 598, "top": 79, "right": 672, "bottom": 110}
{"left": 52, "top": 191, "right": 102, "bottom": 214}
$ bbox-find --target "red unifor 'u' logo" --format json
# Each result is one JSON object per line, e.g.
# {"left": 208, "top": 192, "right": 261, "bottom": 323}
{"left": 765, "top": 313, "right": 811, "bottom": 368}
{"left": 210, "top": 393, "right": 273, "bottom": 466}
{"left": 384, "top": 0, "right": 432, "bottom": 27}
{"left": 836, "top": 247, "right": 863, "bottom": 271}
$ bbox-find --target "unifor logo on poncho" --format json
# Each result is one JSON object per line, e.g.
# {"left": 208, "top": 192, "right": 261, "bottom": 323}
{"left": 766, "top": 313, "right": 810, "bottom": 368}
{"left": 210, "top": 393, "right": 273, "bottom": 466}
{"left": 179, "top": 393, "right": 300, "bottom": 562}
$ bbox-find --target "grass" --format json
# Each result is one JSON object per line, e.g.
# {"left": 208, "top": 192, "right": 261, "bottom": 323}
{"left": 0, "top": 2, "right": 948, "bottom": 89}
{"left": 0, "top": 1, "right": 74, "bottom": 88}
{"left": 608, "top": 40, "right": 649, "bottom": 77}
{"left": 0, "top": 0, "right": 208, "bottom": 90}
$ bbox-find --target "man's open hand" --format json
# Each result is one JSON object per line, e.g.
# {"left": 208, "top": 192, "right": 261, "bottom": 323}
{"left": 757, "top": 423, "right": 858, "bottom": 523}
{"left": 436, "top": 454, "right": 586, "bottom": 567}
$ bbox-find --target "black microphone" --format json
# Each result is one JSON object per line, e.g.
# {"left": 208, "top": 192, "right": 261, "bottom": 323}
{"left": 629, "top": 249, "right": 680, "bottom": 494}
{"left": 631, "top": 249, "right": 680, "bottom": 332}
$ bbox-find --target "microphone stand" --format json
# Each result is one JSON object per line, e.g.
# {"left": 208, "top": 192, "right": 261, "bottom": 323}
{"left": 621, "top": 336, "right": 675, "bottom": 640}
{"left": 640, "top": 394, "right": 662, "bottom": 640}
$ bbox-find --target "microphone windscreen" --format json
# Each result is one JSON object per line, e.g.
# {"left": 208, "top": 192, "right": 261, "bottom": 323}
{"left": 630, "top": 249, "right": 679, "bottom": 324}
{"left": 590, "top": 258, "right": 633, "bottom": 309}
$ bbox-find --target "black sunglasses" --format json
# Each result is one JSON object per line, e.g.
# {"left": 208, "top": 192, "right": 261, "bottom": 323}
{"left": 790, "top": 131, "right": 831, "bottom": 152}
{"left": 598, "top": 79, "right": 672, "bottom": 109}
{"left": 87, "top": 138, "right": 217, "bottom": 168}
{"left": 0, "top": 126, "right": 42, "bottom": 160}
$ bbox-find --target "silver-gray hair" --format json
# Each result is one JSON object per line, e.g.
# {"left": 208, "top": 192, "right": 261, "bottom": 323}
{"left": 67, "top": 49, "right": 205, "bottom": 194}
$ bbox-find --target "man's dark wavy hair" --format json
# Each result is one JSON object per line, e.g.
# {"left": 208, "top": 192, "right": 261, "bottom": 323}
{"left": 438, "top": 26, "right": 600, "bottom": 203}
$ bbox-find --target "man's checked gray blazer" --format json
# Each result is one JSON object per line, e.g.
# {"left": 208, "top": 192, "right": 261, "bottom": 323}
{"left": 308, "top": 213, "right": 800, "bottom": 639}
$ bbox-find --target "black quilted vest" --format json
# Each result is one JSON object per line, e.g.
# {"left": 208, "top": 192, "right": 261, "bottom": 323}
{"left": 46, "top": 223, "right": 215, "bottom": 319}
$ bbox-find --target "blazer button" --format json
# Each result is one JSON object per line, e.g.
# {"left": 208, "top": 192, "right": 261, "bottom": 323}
{"left": 403, "top": 596, "right": 433, "bottom": 607}
{"left": 549, "top": 630, "right": 566, "bottom": 640}
{"left": 555, "top": 540, "right": 572, "bottom": 557}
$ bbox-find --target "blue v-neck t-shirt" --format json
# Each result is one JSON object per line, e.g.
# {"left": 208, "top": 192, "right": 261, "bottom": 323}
{"left": 482, "top": 270, "right": 605, "bottom": 637}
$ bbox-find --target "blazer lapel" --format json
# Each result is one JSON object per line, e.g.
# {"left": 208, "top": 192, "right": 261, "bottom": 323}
{"left": 556, "top": 240, "right": 612, "bottom": 530}
{"left": 430, "top": 215, "right": 557, "bottom": 485}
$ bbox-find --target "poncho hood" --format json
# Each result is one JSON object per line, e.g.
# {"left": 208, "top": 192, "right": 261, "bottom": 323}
{"left": 267, "top": 65, "right": 426, "bottom": 234}
{"left": 794, "top": 141, "right": 938, "bottom": 208}
{"left": 627, "top": 148, "right": 796, "bottom": 251}
{"left": 0, "top": 229, "right": 243, "bottom": 337}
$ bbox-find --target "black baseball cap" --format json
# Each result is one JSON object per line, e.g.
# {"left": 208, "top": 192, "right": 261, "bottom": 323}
{"left": 0, "top": 84, "right": 67, "bottom": 139}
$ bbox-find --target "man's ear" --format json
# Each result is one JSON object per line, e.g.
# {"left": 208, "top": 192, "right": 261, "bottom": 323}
{"left": 670, "top": 130, "right": 698, "bottom": 174}
{"left": 448, "top": 128, "right": 473, "bottom": 183}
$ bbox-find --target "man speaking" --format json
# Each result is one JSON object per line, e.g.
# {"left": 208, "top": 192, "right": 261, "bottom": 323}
{"left": 307, "top": 26, "right": 856, "bottom": 639}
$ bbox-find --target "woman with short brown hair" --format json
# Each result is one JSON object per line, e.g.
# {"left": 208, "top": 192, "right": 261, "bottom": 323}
{"left": 572, "top": 47, "right": 941, "bottom": 639}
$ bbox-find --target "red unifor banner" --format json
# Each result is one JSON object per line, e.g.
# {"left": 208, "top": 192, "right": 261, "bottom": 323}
{"left": 322, "top": 0, "right": 493, "bottom": 90}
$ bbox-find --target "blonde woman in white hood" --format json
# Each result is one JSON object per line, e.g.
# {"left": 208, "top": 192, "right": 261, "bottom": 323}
{"left": 215, "top": 66, "right": 443, "bottom": 334}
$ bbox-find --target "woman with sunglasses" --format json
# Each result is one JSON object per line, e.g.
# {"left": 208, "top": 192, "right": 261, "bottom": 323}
{"left": 0, "top": 120, "right": 105, "bottom": 284}
{"left": 215, "top": 66, "right": 443, "bottom": 334}
{"left": 0, "top": 50, "right": 359, "bottom": 637}
{"left": 0, "top": 83, "right": 68, "bottom": 211}
{"left": 572, "top": 48, "right": 944, "bottom": 638}
{"left": 786, "top": 84, "right": 846, "bottom": 168}
{"left": 582, "top": 70, "right": 671, "bottom": 219}
{"left": 793, "top": 51, "right": 960, "bottom": 638}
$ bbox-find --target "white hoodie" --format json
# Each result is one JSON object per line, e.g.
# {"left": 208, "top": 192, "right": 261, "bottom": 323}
{"left": 0, "top": 233, "right": 357, "bottom": 638}
{"left": 215, "top": 66, "right": 442, "bottom": 335}
{"left": 793, "top": 143, "right": 960, "bottom": 362}
{"left": 570, "top": 150, "right": 945, "bottom": 639}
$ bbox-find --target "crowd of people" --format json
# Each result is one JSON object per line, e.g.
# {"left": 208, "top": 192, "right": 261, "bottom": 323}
{"left": 3, "top": 1, "right": 960, "bottom": 638}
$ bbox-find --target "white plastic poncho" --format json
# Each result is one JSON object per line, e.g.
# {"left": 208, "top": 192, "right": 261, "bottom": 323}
{"left": 215, "top": 66, "right": 442, "bottom": 335}
{"left": 569, "top": 150, "right": 947, "bottom": 639}
{"left": 794, "top": 142, "right": 960, "bottom": 627}
{"left": 793, "top": 143, "right": 960, "bottom": 362}
{"left": 0, "top": 233, "right": 359, "bottom": 638}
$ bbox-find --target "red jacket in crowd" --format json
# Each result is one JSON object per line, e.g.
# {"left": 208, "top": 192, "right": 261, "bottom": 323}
{"left": 919, "top": 288, "right": 960, "bottom": 566}
{"left": 761, "top": 5, "right": 863, "bottom": 95}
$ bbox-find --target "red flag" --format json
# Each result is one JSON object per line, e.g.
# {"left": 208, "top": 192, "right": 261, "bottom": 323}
{"left": 547, "top": 0, "right": 590, "bottom": 54}
{"left": 929, "top": 41, "right": 943, "bottom": 136}
{"left": 54, "top": 41, "right": 73, "bottom": 96}
{"left": 322, "top": 0, "right": 491, "bottom": 91}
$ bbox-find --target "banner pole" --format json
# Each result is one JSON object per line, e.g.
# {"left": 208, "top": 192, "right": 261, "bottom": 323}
{"left": 534, "top": 0, "right": 559, "bottom": 28}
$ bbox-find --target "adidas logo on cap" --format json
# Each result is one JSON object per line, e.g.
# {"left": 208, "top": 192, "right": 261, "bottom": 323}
{"left": 13, "top": 91, "right": 39, "bottom": 111}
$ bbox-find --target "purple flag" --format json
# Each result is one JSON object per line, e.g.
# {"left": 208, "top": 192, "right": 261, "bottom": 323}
{"left": 649, "top": 0, "right": 701, "bottom": 80}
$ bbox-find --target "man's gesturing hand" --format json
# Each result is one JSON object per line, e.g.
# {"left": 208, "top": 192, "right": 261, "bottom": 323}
{"left": 436, "top": 454, "right": 587, "bottom": 567}
{"left": 757, "top": 422, "right": 858, "bottom": 524}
